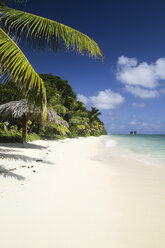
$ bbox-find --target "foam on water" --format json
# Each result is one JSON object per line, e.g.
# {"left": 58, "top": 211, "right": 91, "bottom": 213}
{"left": 105, "top": 139, "right": 117, "bottom": 148}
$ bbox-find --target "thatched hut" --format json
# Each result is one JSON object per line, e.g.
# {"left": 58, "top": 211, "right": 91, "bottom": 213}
{"left": 0, "top": 99, "right": 69, "bottom": 143}
{"left": 47, "top": 108, "right": 69, "bottom": 128}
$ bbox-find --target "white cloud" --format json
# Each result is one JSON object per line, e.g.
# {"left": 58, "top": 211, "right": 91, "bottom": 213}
{"left": 117, "top": 56, "right": 138, "bottom": 67}
{"left": 129, "top": 120, "right": 137, "bottom": 125}
{"left": 155, "top": 58, "right": 165, "bottom": 79}
{"left": 132, "top": 102, "right": 146, "bottom": 107}
{"left": 77, "top": 89, "right": 125, "bottom": 110}
{"left": 116, "top": 56, "right": 165, "bottom": 88}
{"left": 116, "top": 56, "right": 165, "bottom": 99}
{"left": 125, "top": 85, "right": 160, "bottom": 99}
{"left": 77, "top": 94, "right": 88, "bottom": 104}
{"left": 141, "top": 122, "right": 148, "bottom": 127}
{"left": 89, "top": 89, "right": 124, "bottom": 109}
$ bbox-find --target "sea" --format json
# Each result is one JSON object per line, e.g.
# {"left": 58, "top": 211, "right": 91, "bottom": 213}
{"left": 105, "top": 134, "right": 165, "bottom": 167}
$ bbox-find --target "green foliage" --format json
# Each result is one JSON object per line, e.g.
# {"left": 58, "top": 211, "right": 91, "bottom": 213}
{"left": 0, "top": 80, "right": 23, "bottom": 105}
{"left": 52, "top": 104, "right": 67, "bottom": 116}
{"left": 39, "top": 74, "right": 76, "bottom": 102}
{"left": 0, "top": 122, "right": 40, "bottom": 142}
{"left": 0, "top": 28, "right": 47, "bottom": 112}
{"left": 54, "top": 134, "right": 67, "bottom": 140}
{"left": 27, "top": 133, "right": 40, "bottom": 142}
{"left": 39, "top": 123, "right": 69, "bottom": 139}
{"left": 0, "top": 73, "right": 107, "bottom": 141}
{"left": 47, "top": 122, "right": 69, "bottom": 135}
{"left": 39, "top": 74, "right": 107, "bottom": 138}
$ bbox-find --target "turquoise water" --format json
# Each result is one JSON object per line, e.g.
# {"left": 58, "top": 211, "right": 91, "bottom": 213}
{"left": 106, "top": 134, "right": 165, "bottom": 166}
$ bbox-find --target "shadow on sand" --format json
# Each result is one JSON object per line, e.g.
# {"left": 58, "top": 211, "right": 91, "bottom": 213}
{"left": 0, "top": 152, "right": 53, "bottom": 165}
{"left": 0, "top": 152, "right": 38, "bottom": 162}
{"left": 0, "top": 142, "right": 53, "bottom": 168}
{"left": 0, "top": 148, "right": 22, "bottom": 153}
{"left": 0, "top": 165, "right": 25, "bottom": 180}
{"left": 0, "top": 148, "right": 53, "bottom": 165}
{"left": 0, "top": 142, "right": 47, "bottom": 150}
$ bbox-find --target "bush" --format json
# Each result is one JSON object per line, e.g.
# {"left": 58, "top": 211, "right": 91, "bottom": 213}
{"left": 0, "top": 123, "right": 40, "bottom": 142}
{"left": 0, "top": 123, "right": 22, "bottom": 142}
{"left": 27, "top": 133, "right": 41, "bottom": 142}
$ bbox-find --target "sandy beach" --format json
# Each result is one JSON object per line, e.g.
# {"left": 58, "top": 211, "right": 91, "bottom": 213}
{"left": 0, "top": 136, "right": 165, "bottom": 248}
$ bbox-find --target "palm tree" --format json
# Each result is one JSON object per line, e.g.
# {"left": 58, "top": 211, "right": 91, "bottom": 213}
{"left": 89, "top": 107, "right": 101, "bottom": 122}
{"left": 0, "top": 0, "right": 103, "bottom": 115}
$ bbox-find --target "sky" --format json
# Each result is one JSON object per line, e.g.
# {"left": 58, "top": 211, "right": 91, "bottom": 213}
{"left": 8, "top": 0, "right": 165, "bottom": 134}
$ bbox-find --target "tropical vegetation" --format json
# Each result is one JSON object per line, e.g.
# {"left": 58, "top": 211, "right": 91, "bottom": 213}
{"left": 0, "top": 74, "right": 107, "bottom": 141}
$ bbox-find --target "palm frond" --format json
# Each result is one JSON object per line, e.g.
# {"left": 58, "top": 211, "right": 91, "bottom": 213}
{"left": 52, "top": 104, "right": 67, "bottom": 115}
{"left": 0, "top": 0, "right": 23, "bottom": 6}
{"left": 0, "top": 28, "right": 47, "bottom": 113}
{"left": 0, "top": 5, "right": 104, "bottom": 61}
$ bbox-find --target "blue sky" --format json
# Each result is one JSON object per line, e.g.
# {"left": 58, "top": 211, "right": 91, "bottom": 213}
{"left": 9, "top": 0, "right": 165, "bottom": 134}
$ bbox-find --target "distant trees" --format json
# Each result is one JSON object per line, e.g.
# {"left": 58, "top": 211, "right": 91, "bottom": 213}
{"left": 40, "top": 74, "right": 107, "bottom": 137}
{"left": 130, "top": 130, "right": 137, "bottom": 135}
{"left": 0, "top": 80, "right": 23, "bottom": 104}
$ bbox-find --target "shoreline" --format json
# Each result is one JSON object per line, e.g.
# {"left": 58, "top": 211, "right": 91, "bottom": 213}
{"left": 103, "top": 134, "right": 165, "bottom": 167}
{"left": 0, "top": 136, "right": 165, "bottom": 248}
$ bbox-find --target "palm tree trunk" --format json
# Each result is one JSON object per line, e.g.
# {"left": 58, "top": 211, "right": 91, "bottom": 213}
{"left": 22, "top": 114, "right": 27, "bottom": 143}
{"left": 50, "top": 127, "right": 53, "bottom": 140}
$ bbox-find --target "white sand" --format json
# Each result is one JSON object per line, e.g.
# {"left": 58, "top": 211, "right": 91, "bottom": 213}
{"left": 0, "top": 136, "right": 165, "bottom": 248}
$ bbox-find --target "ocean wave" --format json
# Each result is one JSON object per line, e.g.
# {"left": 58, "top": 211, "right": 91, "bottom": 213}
{"left": 105, "top": 139, "right": 117, "bottom": 148}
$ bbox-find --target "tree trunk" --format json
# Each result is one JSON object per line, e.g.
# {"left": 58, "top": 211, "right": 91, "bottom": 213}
{"left": 50, "top": 127, "right": 53, "bottom": 140}
{"left": 37, "top": 123, "right": 41, "bottom": 134}
{"left": 22, "top": 114, "right": 27, "bottom": 144}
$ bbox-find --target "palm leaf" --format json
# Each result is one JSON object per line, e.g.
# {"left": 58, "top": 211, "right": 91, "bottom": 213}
{"left": 52, "top": 104, "right": 67, "bottom": 115}
{"left": 0, "top": 28, "right": 47, "bottom": 113}
{"left": 0, "top": 5, "right": 104, "bottom": 60}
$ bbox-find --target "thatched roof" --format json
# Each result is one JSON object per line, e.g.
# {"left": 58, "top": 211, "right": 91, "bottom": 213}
{"left": 0, "top": 99, "right": 69, "bottom": 128}
{"left": 47, "top": 108, "right": 69, "bottom": 128}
